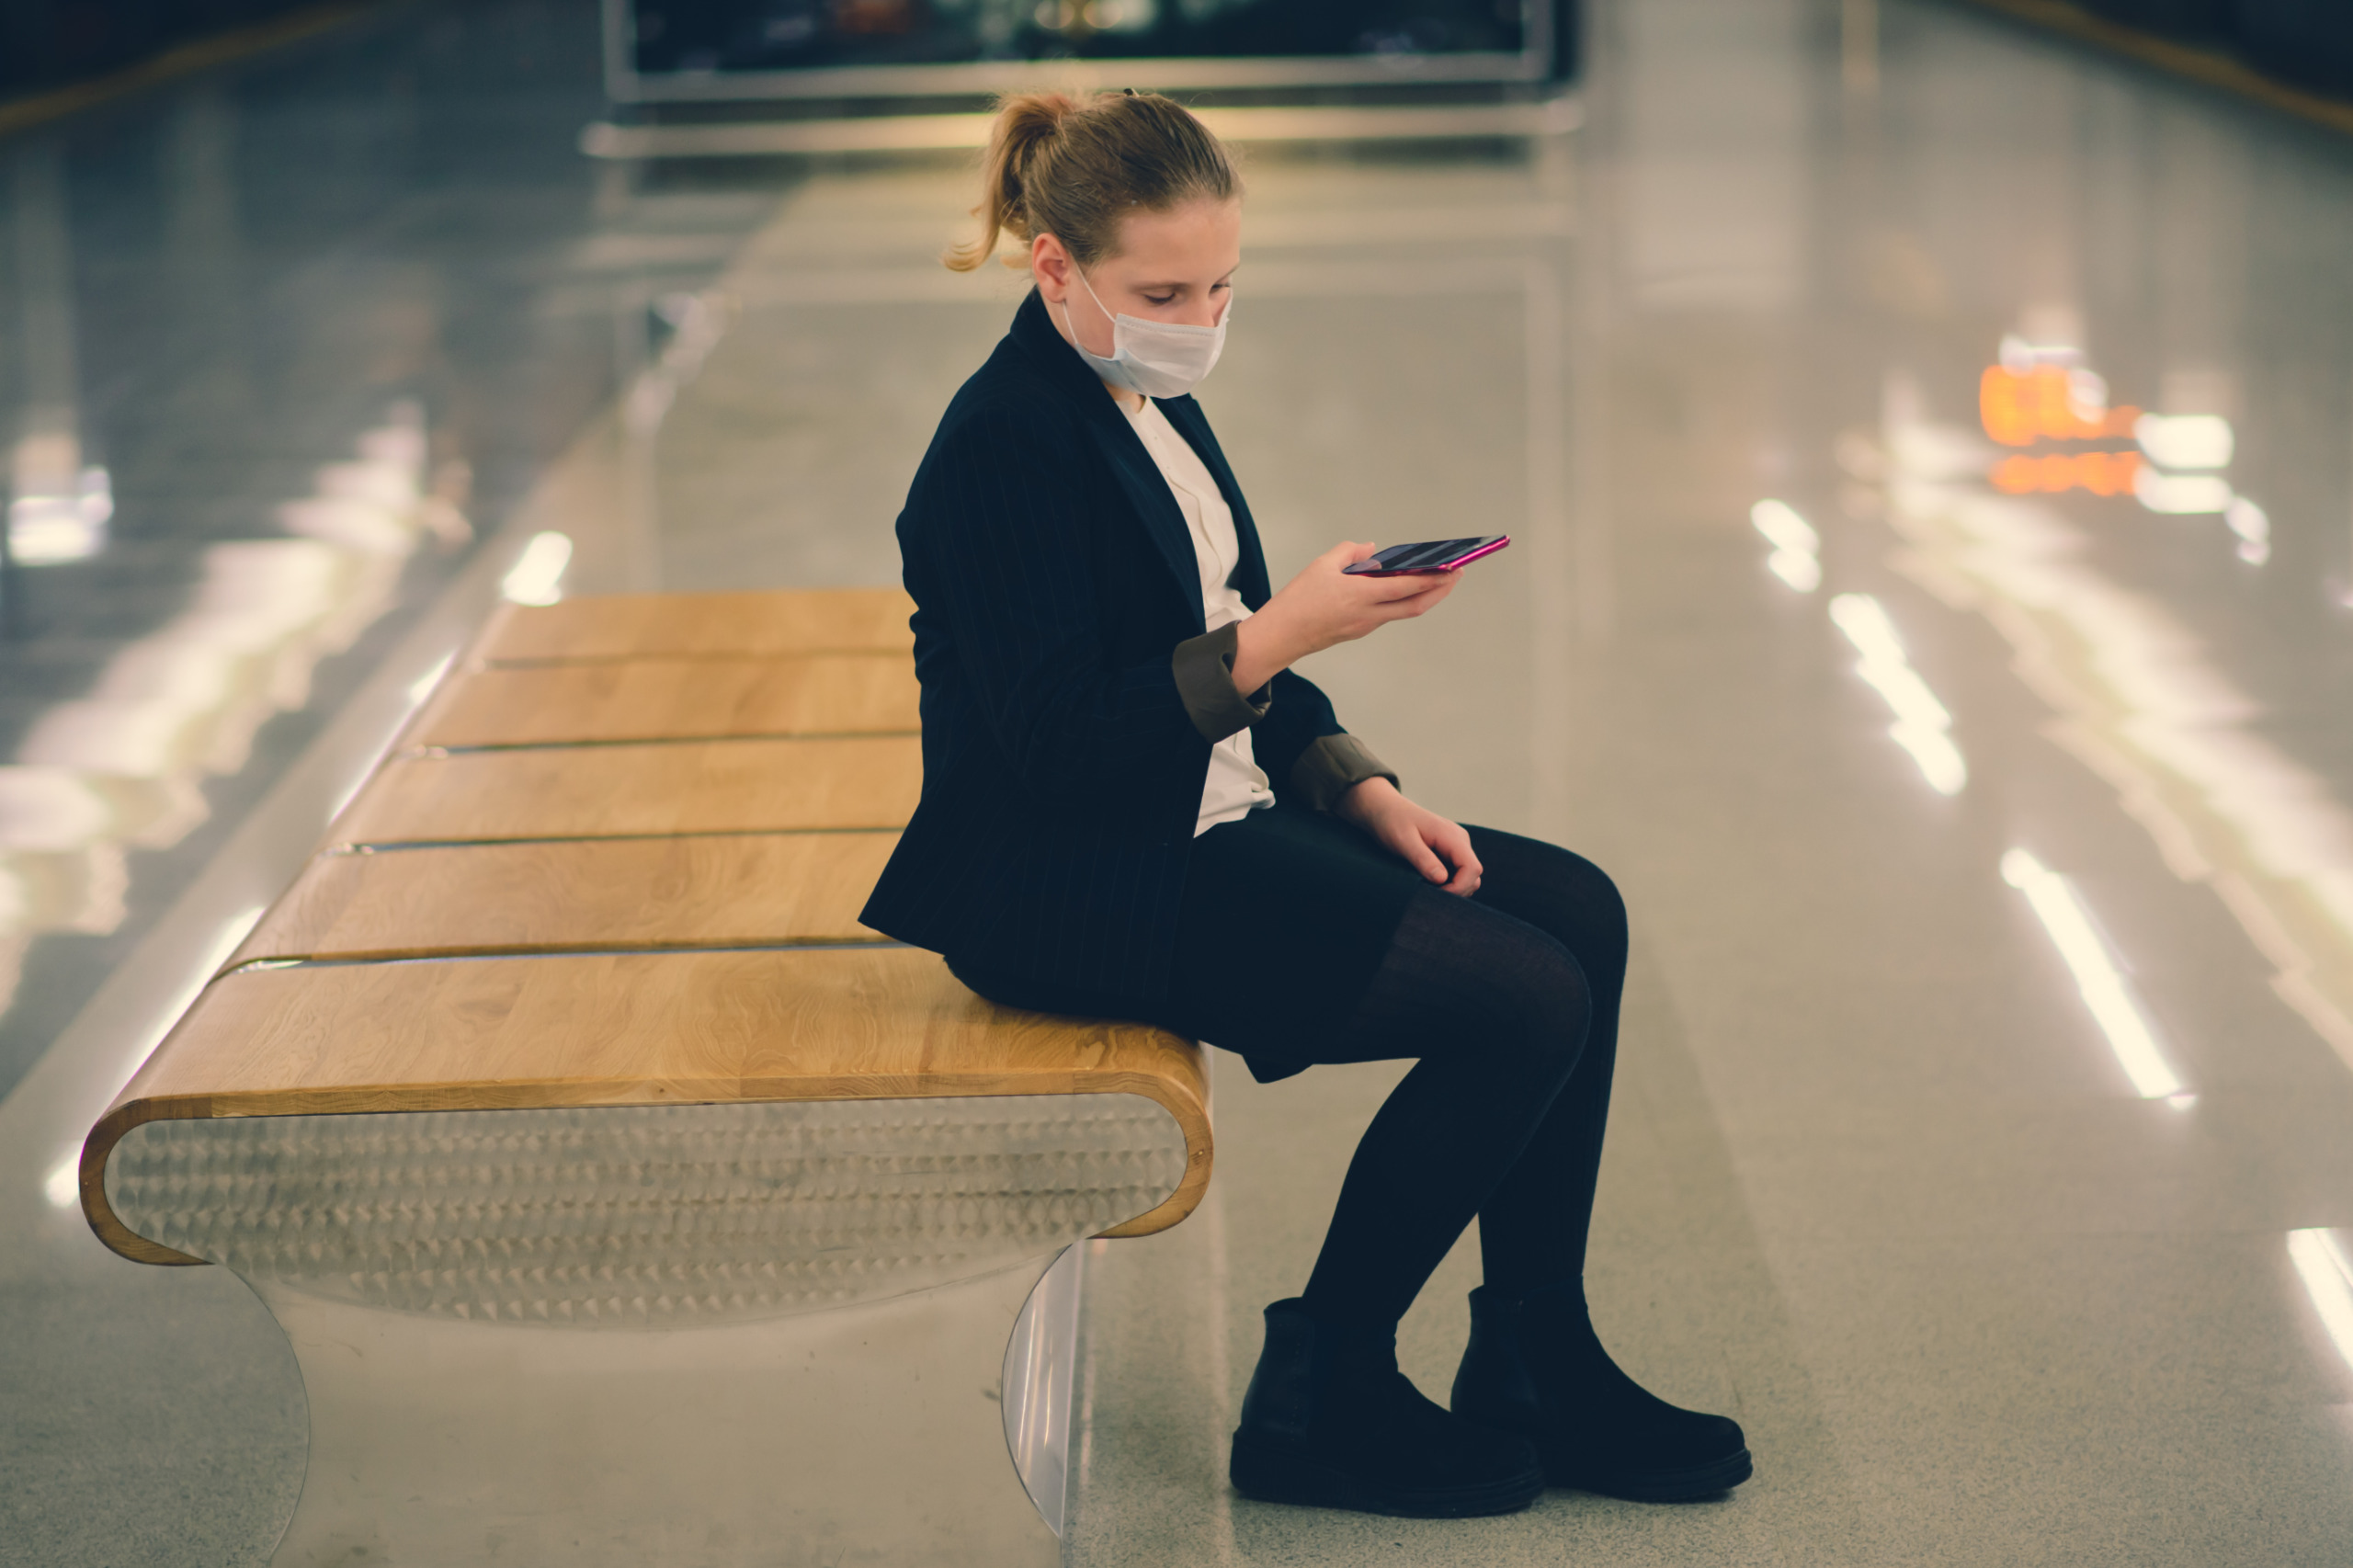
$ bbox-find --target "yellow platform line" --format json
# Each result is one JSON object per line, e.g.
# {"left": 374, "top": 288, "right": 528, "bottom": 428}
{"left": 1950, "top": 0, "right": 2353, "bottom": 139}
{"left": 0, "top": 2, "right": 381, "bottom": 143}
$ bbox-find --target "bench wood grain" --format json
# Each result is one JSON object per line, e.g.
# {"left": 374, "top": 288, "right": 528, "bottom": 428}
{"left": 333, "top": 735, "right": 922, "bottom": 845}
{"left": 475, "top": 587, "right": 915, "bottom": 664}
{"left": 227, "top": 833, "right": 899, "bottom": 969}
{"left": 410, "top": 653, "right": 921, "bottom": 749}
{"left": 83, "top": 947, "right": 1211, "bottom": 1265}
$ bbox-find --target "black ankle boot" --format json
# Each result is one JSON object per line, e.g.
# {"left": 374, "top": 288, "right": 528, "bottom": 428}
{"left": 1229, "top": 1299, "right": 1545, "bottom": 1517}
{"left": 1450, "top": 1282, "right": 1752, "bottom": 1501}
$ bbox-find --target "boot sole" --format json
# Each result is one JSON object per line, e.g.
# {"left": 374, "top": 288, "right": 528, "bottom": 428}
{"left": 1229, "top": 1434, "right": 1546, "bottom": 1518}
{"left": 1545, "top": 1444, "right": 1754, "bottom": 1502}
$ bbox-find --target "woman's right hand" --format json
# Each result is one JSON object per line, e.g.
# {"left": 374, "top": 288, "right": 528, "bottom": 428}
{"left": 1229, "top": 541, "right": 1460, "bottom": 692}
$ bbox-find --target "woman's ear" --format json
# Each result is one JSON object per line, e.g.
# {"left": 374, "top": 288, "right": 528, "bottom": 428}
{"left": 1031, "top": 232, "right": 1073, "bottom": 303}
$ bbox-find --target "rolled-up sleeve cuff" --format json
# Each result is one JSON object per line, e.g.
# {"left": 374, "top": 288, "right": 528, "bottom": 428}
{"left": 1290, "top": 733, "right": 1398, "bottom": 813}
{"left": 1172, "top": 621, "right": 1271, "bottom": 743}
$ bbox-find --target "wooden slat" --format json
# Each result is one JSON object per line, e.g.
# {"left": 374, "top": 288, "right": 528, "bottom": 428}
{"left": 85, "top": 947, "right": 1212, "bottom": 1263}
{"left": 475, "top": 587, "right": 915, "bottom": 664}
{"left": 228, "top": 833, "right": 899, "bottom": 969}
{"left": 410, "top": 653, "right": 921, "bottom": 748}
{"left": 331, "top": 735, "right": 922, "bottom": 845}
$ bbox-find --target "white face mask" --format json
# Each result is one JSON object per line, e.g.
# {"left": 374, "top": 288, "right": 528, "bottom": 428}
{"left": 1058, "top": 264, "right": 1230, "bottom": 401}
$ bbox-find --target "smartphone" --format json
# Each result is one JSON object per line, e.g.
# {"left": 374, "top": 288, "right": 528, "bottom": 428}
{"left": 1340, "top": 536, "right": 1511, "bottom": 576}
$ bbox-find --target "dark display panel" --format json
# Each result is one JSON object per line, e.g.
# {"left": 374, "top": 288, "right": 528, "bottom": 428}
{"left": 611, "top": 0, "right": 1570, "bottom": 97}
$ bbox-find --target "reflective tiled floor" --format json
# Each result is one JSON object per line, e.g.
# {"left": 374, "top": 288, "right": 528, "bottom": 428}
{"left": 0, "top": 0, "right": 779, "bottom": 1104}
{"left": 7, "top": 0, "right": 2353, "bottom": 1562}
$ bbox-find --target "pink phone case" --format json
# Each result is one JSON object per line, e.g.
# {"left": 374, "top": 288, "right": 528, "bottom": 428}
{"left": 1345, "top": 536, "right": 1512, "bottom": 576}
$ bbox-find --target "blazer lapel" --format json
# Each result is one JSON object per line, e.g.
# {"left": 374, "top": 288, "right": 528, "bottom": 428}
{"left": 1157, "top": 395, "right": 1272, "bottom": 607}
{"left": 1009, "top": 290, "right": 1208, "bottom": 633}
{"left": 1087, "top": 426, "right": 1209, "bottom": 633}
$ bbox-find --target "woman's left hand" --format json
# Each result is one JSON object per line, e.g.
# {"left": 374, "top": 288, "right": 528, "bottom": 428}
{"left": 1336, "top": 778, "right": 1483, "bottom": 897}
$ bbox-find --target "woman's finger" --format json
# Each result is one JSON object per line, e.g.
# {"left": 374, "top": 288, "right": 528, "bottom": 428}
{"left": 1427, "top": 820, "right": 1482, "bottom": 895}
{"left": 1386, "top": 821, "right": 1449, "bottom": 883}
{"left": 1427, "top": 818, "right": 1476, "bottom": 866}
{"left": 1372, "top": 576, "right": 1460, "bottom": 620}
{"left": 1369, "top": 570, "right": 1458, "bottom": 604}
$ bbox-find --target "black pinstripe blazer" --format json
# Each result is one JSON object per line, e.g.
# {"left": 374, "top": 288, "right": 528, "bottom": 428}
{"left": 858, "top": 289, "right": 1358, "bottom": 999}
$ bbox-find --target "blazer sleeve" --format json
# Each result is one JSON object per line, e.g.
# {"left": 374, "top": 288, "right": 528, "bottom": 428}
{"left": 1254, "top": 667, "right": 1399, "bottom": 812}
{"left": 911, "top": 395, "right": 1210, "bottom": 833}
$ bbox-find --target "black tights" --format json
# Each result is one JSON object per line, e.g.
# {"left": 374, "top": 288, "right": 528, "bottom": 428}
{"left": 1293, "top": 835, "right": 1624, "bottom": 1333}
{"left": 955, "top": 811, "right": 1626, "bottom": 1340}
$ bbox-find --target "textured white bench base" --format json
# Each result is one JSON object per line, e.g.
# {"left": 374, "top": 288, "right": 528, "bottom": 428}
{"left": 261, "top": 1251, "right": 1074, "bottom": 1568}
{"left": 108, "top": 1096, "right": 1185, "bottom": 1566}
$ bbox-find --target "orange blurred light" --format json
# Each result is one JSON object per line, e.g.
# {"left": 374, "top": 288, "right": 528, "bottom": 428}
{"left": 1990, "top": 450, "right": 2143, "bottom": 497}
{"left": 1980, "top": 366, "right": 2141, "bottom": 446}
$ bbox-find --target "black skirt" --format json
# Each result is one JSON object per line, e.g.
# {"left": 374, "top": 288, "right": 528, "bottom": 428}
{"left": 949, "top": 795, "right": 1424, "bottom": 1082}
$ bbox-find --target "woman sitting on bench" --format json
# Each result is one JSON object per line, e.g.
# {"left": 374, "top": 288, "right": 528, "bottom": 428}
{"left": 860, "top": 88, "right": 1752, "bottom": 1520}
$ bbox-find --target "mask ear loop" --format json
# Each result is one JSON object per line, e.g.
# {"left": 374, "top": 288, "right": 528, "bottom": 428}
{"left": 1059, "top": 256, "right": 1122, "bottom": 362}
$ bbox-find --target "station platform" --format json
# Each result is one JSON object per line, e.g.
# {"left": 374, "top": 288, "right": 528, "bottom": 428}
{"left": 5, "top": 0, "right": 2353, "bottom": 1563}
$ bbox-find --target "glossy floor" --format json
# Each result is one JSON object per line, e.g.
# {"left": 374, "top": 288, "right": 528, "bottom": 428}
{"left": 0, "top": 0, "right": 790, "bottom": 1103}
{"left": 8, "top": 0, "right": 2353, "bottom": 1562}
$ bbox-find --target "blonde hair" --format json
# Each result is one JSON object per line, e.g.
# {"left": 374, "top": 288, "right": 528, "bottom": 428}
{"left": 946, "top": 89, "right": 1241, "bottom": 273}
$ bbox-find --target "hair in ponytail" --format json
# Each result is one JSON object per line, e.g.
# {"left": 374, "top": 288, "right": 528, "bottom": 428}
{"left": 945, "top": 89, "right": 1240, "bottom": 273}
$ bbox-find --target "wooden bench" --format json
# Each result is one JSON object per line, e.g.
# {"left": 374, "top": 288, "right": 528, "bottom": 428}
{"left": 405, "top": 652, "right": 921, "bottom": 748}
{"left": 333, "top": 734, "right": 923, "bottom": 845}
{"left": 471, "top": 585, "right": 915, "bottom": 663}
{"left": 224, "top": 832, "right": 900, "bottom": 968}
{"left": 80, "top": 587, "right": 1211, "bottom": 1568}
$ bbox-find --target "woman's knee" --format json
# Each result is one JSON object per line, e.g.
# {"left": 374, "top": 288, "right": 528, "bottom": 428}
{"left": 1486, "top": 932, "right": 1592, "bottom": 1088}
{"left": 1572, "top": 855, "right": 1629, "bottom": 957}
{"left": 1472, "top": 831, "right": 1629, "bottom": 957}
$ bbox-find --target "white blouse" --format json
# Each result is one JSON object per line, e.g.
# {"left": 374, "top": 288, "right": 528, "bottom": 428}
{"left": 1120, "top": 397, "right": 1277, "bottom": 837}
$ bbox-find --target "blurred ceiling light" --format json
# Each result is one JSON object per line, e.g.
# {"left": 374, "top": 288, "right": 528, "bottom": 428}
{"left": 2289, "top": 1228, "right": 2353, "bottom": 1373}
{"left": 17, "top": 541, "right": 364, "bottom": 786}
{"left": 281, "top": 406, "right": 432, "bottom": 557}
{"left": 1992, "top": 450, "right": 2142, "bottom": 498}
{"left": 1887, "top": 422, "right": 1993, "bottom": 482}
{"left": 2066, "top": 368, "right": 2111, "bottom": 426}
{"left": 6, "top": 463, "right": 113, "bottom": 566}
{"left": 501, "top": 531, "right": 574, "bottom": 606}
{"left": 1085, "top": 0, "right": 1155, "bottom": 27}
{"left": 1751, "top": 499, "right": 1821, "bottom": 591}
{"left": 1032, "top": 0, "right": 1151, "bottom": 28}
{"left": 0, "top": 767, "right": 113, "bottom": 852}
{"left": 1981, "top": 362, "right": 2138, "bottom": 448}
{"left": 2135, "top": 468, "right": 2234, "bottom": 516}
{"left": 2001, "top": 848, "right": 2186, "bottom": 1100}
{"left": 2226, "top": 499, "right": 2270, "bottom": 565}
{"left": 2135, "top": 413, "right": 2235, "bottom": 472}
{"left": 1998, "top": 333, "right": 2080, "bottom": 372}
{"left": 1770, "top": 551, "right": 1821, "bottom": 592}
{"left": 1829, "top": 592, "right": 1966, "bottom": 795}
